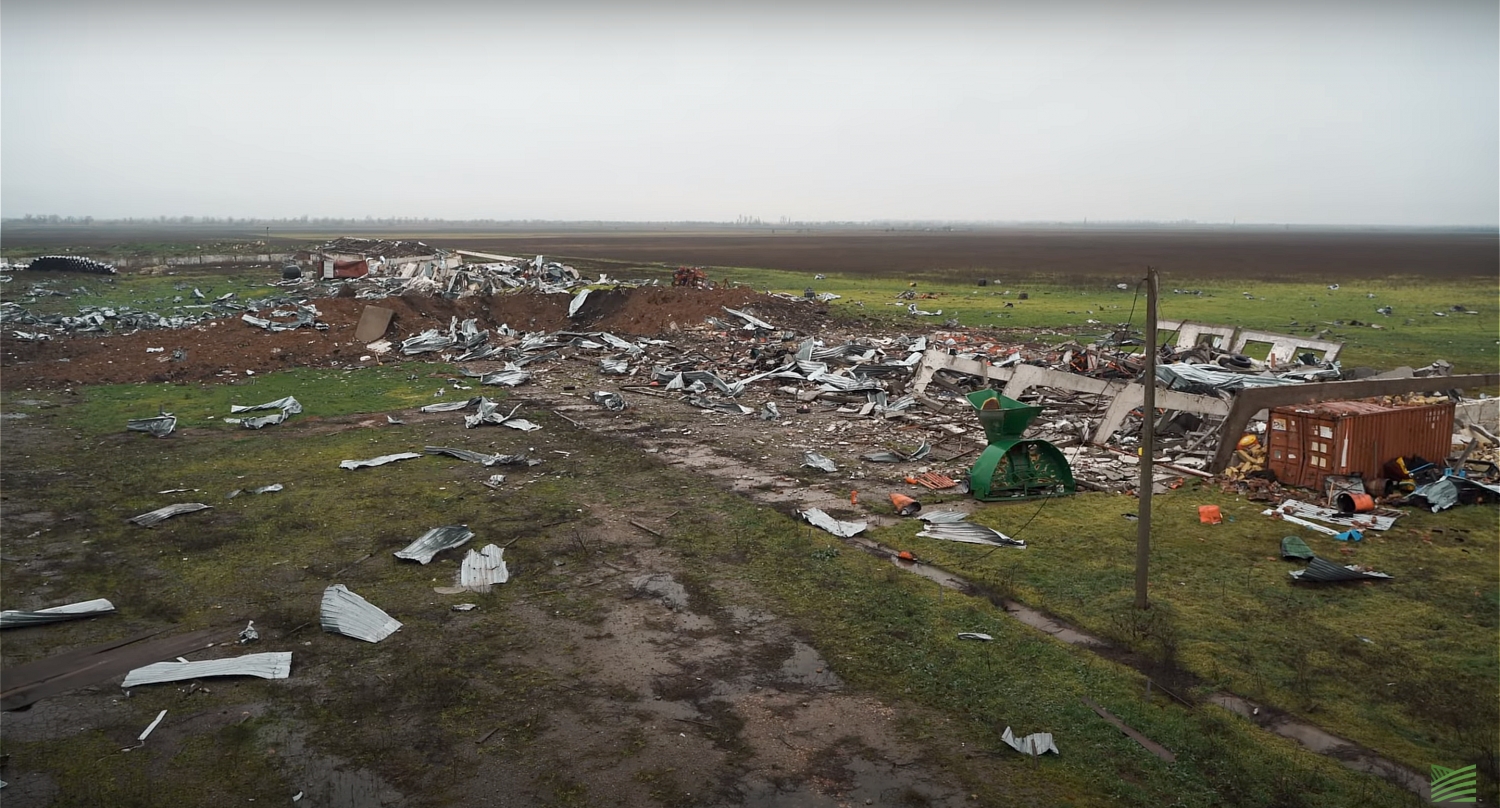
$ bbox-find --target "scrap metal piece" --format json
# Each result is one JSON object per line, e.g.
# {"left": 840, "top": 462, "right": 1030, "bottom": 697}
{"left": 129, "top": 503, "right": 211, "bottom": 527}
{"left": 600, "top": 357, "right": 629, "bottom": 374}
{"left": 339, "top": 452, "right": 423, "bottom": 470}
{"left": 1275, "top": 499, "right": 1399, "bottom": 531}
{"left": 1001, "top": 726, "right": 1058, "bottom": 756}
{"left": 917, "top": 510, "right": 969, "bottom": 524}
{"left": 568, "top": 288, "right": 591, "bottom": 317}
{"left": 956, "top": 632, "right": 994, "bottom": 641}
{"left": 917, "top": 522, "right": 1025, "bottom": 548}
{"left": 799, "top": 508, "right": 866, "bottom": 538}
{"left": 760, "top": 401, "right": 781, "bottom": 421}
{"left": 424, "top": 446, "right": 537, "bottom": 467}
{"left": 477, "top": 368, "right": 531, "bottom": 387}
{"left": 138, "top": 709, "right": 168, "bottom": 742}
{"left": 457, "top": 544, "right": 509, "bottom": 593}
{"left": 802, "top": 452, "right": 839, "bottom": 473}
{"left": 238, "top": 621, "right": 259, "bottom": 644}
{"left": 121, "top": 651, "right": 293, "bottom": 688}
{"left": 1407, "top": 478, "right": 1459, "bottom": 512}
{"left": 1, "top": 598, "right": 116, "bottom": 629}
{"left": 320, "top": 585, "right": 402, "bottom": 643}
{"left": 126, "top": 413, "right": 177, "bottom": 438}
{"left": 722, "top": 306, "right": 775, "bottom": 330}
{"left": 395, "top": 525, "right": 475, "bottom": 564}
{"left": 592, "top": 391, "right": 626, "bottom": 411}
{"left": 230, "top": 397, "right": 302, "bottom": 415}
{"left": 1289, "top": 557, "right": 1393, "bottom": 582}
{"left": 420, "top": 398, "right": 482, "bottom": 413}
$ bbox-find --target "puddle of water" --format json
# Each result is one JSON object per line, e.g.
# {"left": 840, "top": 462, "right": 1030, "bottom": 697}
{"left": 777, "top": 641, "right": 842, "bottom": 689}
{"left": 260, "top": 724, "right": 404, "bottom": 808}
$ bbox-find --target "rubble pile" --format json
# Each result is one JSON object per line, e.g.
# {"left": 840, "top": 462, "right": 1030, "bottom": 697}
{"left": 2, "top": 251, "right": 1494, "bottom": 500}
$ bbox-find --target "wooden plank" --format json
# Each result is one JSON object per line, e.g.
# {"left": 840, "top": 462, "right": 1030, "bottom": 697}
{"left": 1081, "top": 697, "right": 1176, "bottom": 763}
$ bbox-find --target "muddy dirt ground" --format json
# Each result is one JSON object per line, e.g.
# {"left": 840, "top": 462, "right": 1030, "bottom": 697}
{"left": 5, "top": 224, "right": 1494, "bottom": 281}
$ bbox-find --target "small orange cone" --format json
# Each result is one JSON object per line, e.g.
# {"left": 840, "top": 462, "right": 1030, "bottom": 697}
{"left": 889, "top": 492, "right": 922, "bottom": 516}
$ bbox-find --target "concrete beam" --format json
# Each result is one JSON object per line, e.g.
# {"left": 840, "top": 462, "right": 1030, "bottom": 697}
{"left": 910, "top": 349, "right": 1229, "bottom": 445}
{"left": 1207, "top": 373, "right": 1500, "bottom": 473}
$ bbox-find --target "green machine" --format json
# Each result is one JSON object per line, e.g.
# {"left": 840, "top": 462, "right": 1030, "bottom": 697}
{"left": 966, "top": 390, "right": 1076, "bottom": 501}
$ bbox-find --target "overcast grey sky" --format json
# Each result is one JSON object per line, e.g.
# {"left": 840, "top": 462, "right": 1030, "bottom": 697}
{"left": 3, "top": 1, "right": 1496, "bottom": 225}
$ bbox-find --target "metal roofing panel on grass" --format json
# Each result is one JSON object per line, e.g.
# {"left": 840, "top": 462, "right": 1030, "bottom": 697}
{"left": 395, "top": 525, "right": 475, "bottom": 564}
{"left": 121, "top": 651, "right": 292, "bottom": 688}
{"left": 321, "top": 585, "right": 402, "bottom": 643}
{"left": 0, "top": 598, "right": 116, "bottom": 629}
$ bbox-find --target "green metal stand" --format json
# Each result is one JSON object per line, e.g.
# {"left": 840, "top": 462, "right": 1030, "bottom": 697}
{"left": 966, "top": 390, "right": 1076, "bottom": 501}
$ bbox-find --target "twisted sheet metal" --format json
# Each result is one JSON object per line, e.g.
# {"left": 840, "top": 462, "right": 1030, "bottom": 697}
{"left": 917, "top": 522, "right": 1026, "bottom": 548}
{"left": 0, "top": 598, "right": 116, "bottom": 629}
{"left": 129, "top": 503, "right": 211, "bottom": 527}
{"left": 395, "top": 526, "right": 474, "bottom": 564}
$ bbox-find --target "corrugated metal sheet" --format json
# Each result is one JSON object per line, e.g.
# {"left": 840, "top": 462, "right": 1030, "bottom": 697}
{"left": 1268, "top": 401, "right": 1453, "bottom": 489}
{"left": 121, "top": 651, "right": 292, "bottom": 688}
{"left": 799, "top": 509, "right": 866, "bottom": 538}
{"left": 321, "top": 585, "right": 402, "bottom": 643}
{"left": 339, "top": 452, "right": 423, "bottom": 470}
{"left": 917, "top": 522, "right": 1026, "bottom": 548}
{"left": 0, "top": 598, "right": 116, "bottom": 629}
{"left": 1289, "top": 557, "right": 1393, "bottom": 582}
{"left": 129, "top": 503, "right": 211, "bottom": 527}
{"left": 458, "top": 544, "right": 509, "bottom": 592}
{"left": 394, "top": 525, "right": 474, "bottom": 564}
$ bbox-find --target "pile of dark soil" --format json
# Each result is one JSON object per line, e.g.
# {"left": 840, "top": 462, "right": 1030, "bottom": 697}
{"left": 0, "top": 287, "right": 830, "bottom": 390}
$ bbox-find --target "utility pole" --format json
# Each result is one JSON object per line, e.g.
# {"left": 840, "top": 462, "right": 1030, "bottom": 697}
{"left": 1135, "top": 266, "right": 1159, "bottom": 610}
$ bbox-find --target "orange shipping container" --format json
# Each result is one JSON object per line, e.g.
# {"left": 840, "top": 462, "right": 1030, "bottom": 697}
{"left": 1265, "top": 400, "right": 1454, "bottom": 490}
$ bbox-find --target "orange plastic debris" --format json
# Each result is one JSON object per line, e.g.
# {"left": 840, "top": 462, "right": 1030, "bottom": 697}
{"left": 1198, "top": 505, "right": 1223, "bottom": 525}
{"left": 897, "top": 551, "right": 916, "bottom": 561}
{"left": 850, "top": 490, "right": 859, "bottom": 505}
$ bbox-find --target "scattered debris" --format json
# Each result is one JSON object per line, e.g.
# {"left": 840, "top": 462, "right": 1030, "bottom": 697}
{"left": 0, "top": 597, "right": 116, "bottom": 629}
{"left": 339, "top": 452, "right": 424, "bottom": 470}
{"left": 425, "top": 446, "right": 538, "bottom": 467}
{"left": 136, "top": 709, "right": 168, "bottom": 743}
{"left": 1000, "top": 726, "right": 1058, "bottom": 756}
{"left": 592, "top": 391, "right": 626, "bottom": 411}
{"left": 1289, "top": 557, "right": 1394, "bottom": 583}
{"left": 890, "top": 492, "right": 922, "bottom": 516}
{"left": 395, "top": 525, "right": 475, "bottom": 564}
{"left": 799, "top": 508, "right": 867, "bottom": 538}
{"left": 455, "top": 544, "right": 509, "bottom": 593}
{"left": 126, "top": 411, "right": 177, "bottom": 438}
{"left": 121, "top": 652, "right": 293, "bottom": 688}
{"left": 916, "top": 521, "right": 1025, "bottom": 548}
{"left": 802, "top": 451, "right": 839, "bottom": 473}
{"left": 227, "top": 396, "right": 302, "bottom": 429}
{"left": 452, "top": 603, "right": 479, "bottom": 612}
{"left": 956, "top": 632, "right": 993, "bottom": 641}
{"left": 238, "top": 621, "right": 259, "bottom": 644}
{"left": 320, "top": 585, "right": 402, "bottom": 643}
{"left": 129, "top": 503, "right": 212, "bottom": 527}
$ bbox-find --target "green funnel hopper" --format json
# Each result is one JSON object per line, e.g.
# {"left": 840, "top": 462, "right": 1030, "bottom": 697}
{"left": 966, "top": 390, "right": 1076, "bottom": 501}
